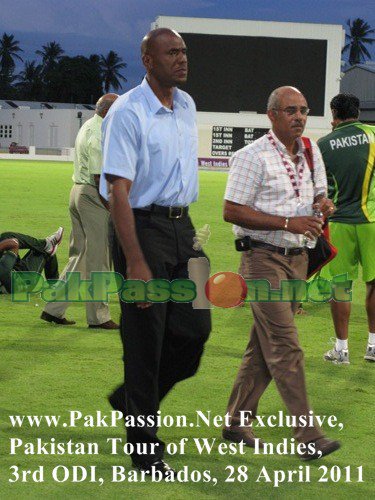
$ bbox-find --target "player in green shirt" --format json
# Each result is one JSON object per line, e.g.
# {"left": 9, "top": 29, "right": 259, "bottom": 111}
{"left": 318, "top": 94, "right": 375, "bottom": 364}
{"left": 0, "top": 228, "right": 63, "bottom": 294}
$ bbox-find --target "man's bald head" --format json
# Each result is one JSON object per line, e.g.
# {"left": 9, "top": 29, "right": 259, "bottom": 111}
{"left": 267, "top": 86, "right": 309, "bottom": 143}
{"left": 96, "top": 93, "right": 119, "bottom": 118}
{"left": 141, "top": 28, "right": 182, "bottom": 56}
{"left": 141, "top": 28, "right": 188, "bottom": 88}
{"left": 267, "top": 86, "right": 305, "bottom": 111}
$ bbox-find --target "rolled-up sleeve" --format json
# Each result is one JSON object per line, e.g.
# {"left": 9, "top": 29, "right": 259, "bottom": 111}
{"left": 224, "top": 150, "right": 263, "bottom": 206}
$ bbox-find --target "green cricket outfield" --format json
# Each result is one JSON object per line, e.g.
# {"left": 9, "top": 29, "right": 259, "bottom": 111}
{"left": 0, "top": 160, "right": 373, "bottom": 498}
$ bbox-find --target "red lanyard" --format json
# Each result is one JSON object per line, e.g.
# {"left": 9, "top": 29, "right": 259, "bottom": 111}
{"left": 266, "top": 132, "right": 304, "bottom": 199}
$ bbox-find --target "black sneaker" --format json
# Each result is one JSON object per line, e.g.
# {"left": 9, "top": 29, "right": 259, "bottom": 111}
{"left": 133, "top": 459, "right": 176, "bottom": 479}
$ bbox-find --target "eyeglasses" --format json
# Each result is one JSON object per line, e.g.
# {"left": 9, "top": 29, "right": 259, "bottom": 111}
{"left": 272, "top": 106, "right": 310, "bottom": 116}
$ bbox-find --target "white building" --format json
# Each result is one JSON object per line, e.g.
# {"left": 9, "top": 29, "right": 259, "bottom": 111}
{"left": 0, "top": 16, "right": 345, "bottom": 164}
{"left": 0, "top": 100, "right": 95, "bottom": 151}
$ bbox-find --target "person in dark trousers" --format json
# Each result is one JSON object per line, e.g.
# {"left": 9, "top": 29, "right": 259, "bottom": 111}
{"left": 0, "top": 228, "right": 63, "bottom": 294}
{"left": 100, "top": 28, "right": 211, "bottom": 477}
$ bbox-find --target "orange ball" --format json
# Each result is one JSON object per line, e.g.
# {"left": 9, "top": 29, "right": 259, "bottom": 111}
{"left": 205, "top": 272, "right": 247, "bottom": 308}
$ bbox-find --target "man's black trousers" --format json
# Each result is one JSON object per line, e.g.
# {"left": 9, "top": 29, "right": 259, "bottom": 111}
{"left": 112, "top": 212, "right": 211, "bottom": 466}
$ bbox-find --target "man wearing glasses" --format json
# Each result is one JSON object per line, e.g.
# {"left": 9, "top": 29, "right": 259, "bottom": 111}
{"left": 222, "top": 86, "right": 339, "bottom": 459}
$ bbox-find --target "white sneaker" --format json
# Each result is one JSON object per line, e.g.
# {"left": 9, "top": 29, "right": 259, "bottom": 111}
{"left": 45, "top": 227, "right": 64, "bottom": 255}
{"left": 324, "top": 347, "right": 350, "bottom": 365}
{"left": 364, "top": 345, "right": 375, "bottom": 362}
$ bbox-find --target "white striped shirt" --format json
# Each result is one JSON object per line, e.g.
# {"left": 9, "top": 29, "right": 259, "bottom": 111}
{"left": 225, "top": 130, "right": 327, "bottom": 248}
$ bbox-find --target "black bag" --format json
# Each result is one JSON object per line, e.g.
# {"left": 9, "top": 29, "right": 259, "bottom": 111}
{"left": 302, "top": 137, "right": 337, "bottom": 278}
{"left": 306, "top": 233, "right": 337, "bottom": 278}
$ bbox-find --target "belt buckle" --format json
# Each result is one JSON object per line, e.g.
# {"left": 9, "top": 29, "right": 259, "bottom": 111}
{"left": 169, "top": 206, "right": 183, "bottom": 219}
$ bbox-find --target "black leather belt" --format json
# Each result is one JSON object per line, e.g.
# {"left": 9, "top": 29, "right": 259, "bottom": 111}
{"left": 133, "top": 204, "right": 189, "bottom": 219}
{"left": 251, "top": 240, "right": 304, "bottom": 256}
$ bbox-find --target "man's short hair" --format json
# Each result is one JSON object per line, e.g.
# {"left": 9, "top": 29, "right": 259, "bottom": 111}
{"left": 266, "top": 86, "right": 302, "bottom": 111}
{"left": 141, "top": 28, "right": 181, "bottom": 56}
{"left": 96, "top": 99, "right": 110, "bottom": 114}
{"left": 267, "top": 89, "right": 280, "bottom": 111}
{"left": 330, "top": 93, "right": 360, "bottom": 120}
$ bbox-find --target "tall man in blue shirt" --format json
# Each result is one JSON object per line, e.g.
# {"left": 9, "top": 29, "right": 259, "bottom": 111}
{"left": 100, "top": 28, "right": 211, "bottom": 476}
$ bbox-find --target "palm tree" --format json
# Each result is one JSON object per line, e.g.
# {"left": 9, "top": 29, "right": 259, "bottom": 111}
{"left": 0, "top": 32, "right": 23, "bottom": 74}
{"left": 45, "top": 56, "right": 103, "bottom": 103}
{"left": 99, "top": 50, "right": 127, "bottom": 92}
{"left": 342, "top": 18, "right": 374, "bottom": 65}
{"left": 36, "top": 41, "right": 64, "bottom": 72}
{"left": 15, "top": 60, "right": 43, "bottom": 99}
{"left": 89, "top": 54, "right": 100, "bottom": 65}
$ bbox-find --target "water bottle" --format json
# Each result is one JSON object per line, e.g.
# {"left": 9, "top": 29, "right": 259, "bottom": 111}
{"left": 304, "top": 209, "right": 322, "bottom": 249}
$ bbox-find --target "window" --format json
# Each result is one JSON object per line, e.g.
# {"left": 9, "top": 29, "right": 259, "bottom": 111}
{"left": 0, "top": 124, "right": 13, "bottom": 138}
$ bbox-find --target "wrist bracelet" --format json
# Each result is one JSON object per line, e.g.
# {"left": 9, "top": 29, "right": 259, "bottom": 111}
{"left": 284, "top": 217, "right": 289, "bottom": 230}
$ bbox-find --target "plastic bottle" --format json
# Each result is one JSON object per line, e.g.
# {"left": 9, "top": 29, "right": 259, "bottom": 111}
{"left": 304, "top": 209, "right": 322, "bottom": 249}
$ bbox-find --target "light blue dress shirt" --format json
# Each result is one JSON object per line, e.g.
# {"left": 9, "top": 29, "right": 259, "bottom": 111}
{"left": 100, "top": 78, "right": 199, "bottom": 208}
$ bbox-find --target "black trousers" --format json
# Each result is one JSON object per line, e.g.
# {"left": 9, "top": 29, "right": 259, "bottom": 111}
{"left": 112, "top": 212, "right": 211, "bottom": 465}
{"left": 0, "top": 232, "right": 58, "bottom": 293}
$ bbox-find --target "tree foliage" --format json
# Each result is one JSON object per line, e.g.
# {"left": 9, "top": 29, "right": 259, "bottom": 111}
{"left": 36, "top": 41, "right": 64, "bottom": 70}
{"left": 0, "top": 33, "right": 23, "bottom": 74}
{"left": 100, "top": 50, "right": 127, "bottom": 93}
{"left": 0, "top": 36, "right": 127, "bottom": 101}
{"left": 15, "top": 61, "right": 44, "bottom": 100}
{"left": 45, "top": 56, "right": 103, "bottom": 103}
{"left": 342, "top": 18, "right": 375, "bottom": 65}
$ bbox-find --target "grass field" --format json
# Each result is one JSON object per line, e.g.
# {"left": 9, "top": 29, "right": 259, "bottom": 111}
{"left": 0, "top": 160, "right": 374, "bottom": 499}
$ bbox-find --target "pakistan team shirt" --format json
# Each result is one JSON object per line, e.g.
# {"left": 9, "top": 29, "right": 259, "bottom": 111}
{"left": 318, "top": 121, "right": 375, "bottom": 223}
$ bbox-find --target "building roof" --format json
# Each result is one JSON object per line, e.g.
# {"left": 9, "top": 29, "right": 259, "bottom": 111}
{"left": 0, "top": 100, "right": 95, "bottom": 110}
{"left": 344, "top": 62, "right": 375, "bottom": 75}
{"left": 361, "top": 100, "right": 375, "bottom": 109}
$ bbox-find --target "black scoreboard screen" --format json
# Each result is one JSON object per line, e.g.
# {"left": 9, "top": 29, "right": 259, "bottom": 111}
{"left": 211, "top": 126, "right": 268, "bottom": 156}
{"left": 181, "top": 33, "right": 327, "bottom": 116}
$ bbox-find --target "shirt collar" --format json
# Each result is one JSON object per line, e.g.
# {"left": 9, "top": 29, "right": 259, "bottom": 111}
{"left": 269, "top": 129, "right": 304, "bottom": 156}
{"left": 140, "top": 77, "right": 188, "bottom": 114}
{"left": 334, "top": 120, "right": 361, "bottom": 130}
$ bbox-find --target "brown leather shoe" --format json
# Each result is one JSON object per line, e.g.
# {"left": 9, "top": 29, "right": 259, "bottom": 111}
{"left": 300, "top": 437, "right": 341, "bottom": 461}
{"left": 41, "top": 311, "right": 76, "bottom": 325}
{"left": 88, "top": 320, "right": 119, "bottom": 330}
{"left": 222, "top": 428, "right": 264, "bottom": 449}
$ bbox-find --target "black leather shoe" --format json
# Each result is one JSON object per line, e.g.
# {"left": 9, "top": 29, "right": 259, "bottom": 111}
{"left": 41, "top": 311, "right": 76, "bottom": 325}
{"left": 300, "top": 437, "right": 341, "bottom": 460}
{"left": 108, "top": 386, "right": 126, "bottom": 416}
{"left": 133, "top": 459, "right": 176, "bottom": 479}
